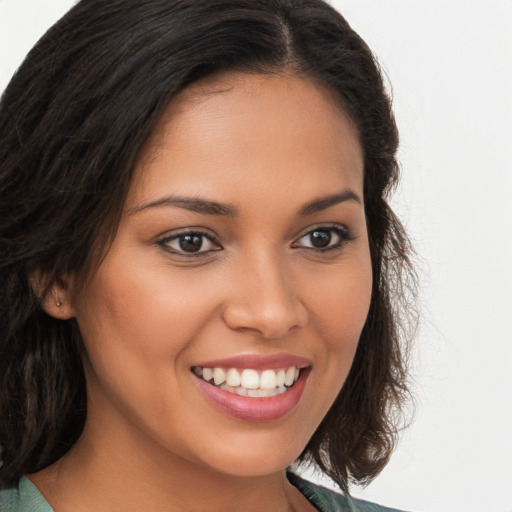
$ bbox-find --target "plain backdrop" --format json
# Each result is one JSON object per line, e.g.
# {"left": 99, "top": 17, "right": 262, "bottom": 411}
{"left": 1, "top": 1, "right": 511, "bottom": 511}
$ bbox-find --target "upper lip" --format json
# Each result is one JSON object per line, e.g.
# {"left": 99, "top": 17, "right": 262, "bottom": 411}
{"left": 192, "top": 353, "right": 311, "bottom": 370}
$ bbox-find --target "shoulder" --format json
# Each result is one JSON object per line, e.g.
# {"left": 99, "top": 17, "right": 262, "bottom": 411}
{"left": 287, "top": 471, "right": 409, "bottom": 512}
{"left": 0, "top": 485, "right": 19, "bottom": 512}
{"left": 0, "top": 477, "right": 54, "bottom": 512}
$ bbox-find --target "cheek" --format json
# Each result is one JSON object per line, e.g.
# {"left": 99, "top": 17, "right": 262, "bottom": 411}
{"left": 73, "top": 258, "right": 223, "bottom": 369}
{"left": 308, "top": 259, "right": 372, "bottom": 353}
{"left": 294, "top": 256, "right": 372, "bottom": 436}
{"left": 71, "top": 260, "right": 218, "bottom": 431}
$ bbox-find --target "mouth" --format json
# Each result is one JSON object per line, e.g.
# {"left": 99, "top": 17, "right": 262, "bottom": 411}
{"left": 191, "top": 356, "right": 311, "bottom": 421}
{"left": 192, "top": 366, "right": 302, "bottom": 398}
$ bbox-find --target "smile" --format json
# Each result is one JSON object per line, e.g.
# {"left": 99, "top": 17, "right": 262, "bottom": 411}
{"left": 191, "top": 354, "right": 311, "bottom": 421}
{"left": 193, "top": 366, "right": 301, "bottom": 397}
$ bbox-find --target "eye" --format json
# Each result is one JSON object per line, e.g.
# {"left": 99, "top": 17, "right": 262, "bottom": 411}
{"left": 292, "top": 226, "right": 352, "bottom": 251}
{"left": 158, "top": 231, "right": 221, "bottom": 255}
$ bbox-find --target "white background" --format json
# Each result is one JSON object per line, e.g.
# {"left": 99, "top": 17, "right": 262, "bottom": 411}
{"left": 1, "top": 1, "right": 511, "bottom": 511}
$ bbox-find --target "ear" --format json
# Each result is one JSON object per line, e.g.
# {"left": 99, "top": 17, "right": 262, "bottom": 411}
{"left": 30, "top": 271, "right": 76, "bottom": 320}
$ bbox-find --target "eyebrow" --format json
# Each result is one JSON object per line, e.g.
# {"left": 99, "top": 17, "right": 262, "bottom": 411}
{"left": 129, "top": 195, "right": 238, "bottom": 217}
{"left": 298, "top": 189, "right": 361, "bottom": 215}
{"left": 130, "top": 189, "right": 361, "bottom": 217}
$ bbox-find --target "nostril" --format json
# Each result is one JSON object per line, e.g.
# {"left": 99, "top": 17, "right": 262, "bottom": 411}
{"left": 222, "top": 300, "right": 307, "bottom": 339}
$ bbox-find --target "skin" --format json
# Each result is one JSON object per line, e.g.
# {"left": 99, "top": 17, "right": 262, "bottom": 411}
{"left": 33, "top": 72, "right": 372, "bottom": 511}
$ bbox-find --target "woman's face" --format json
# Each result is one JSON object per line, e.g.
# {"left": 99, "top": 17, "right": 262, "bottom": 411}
{"left": 68, "top": 72, "right": 372, "bottom": 477}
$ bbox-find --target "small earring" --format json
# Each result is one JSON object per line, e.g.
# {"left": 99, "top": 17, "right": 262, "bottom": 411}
{"left": 56, "top": 300, "right": 63, "bottom": 307}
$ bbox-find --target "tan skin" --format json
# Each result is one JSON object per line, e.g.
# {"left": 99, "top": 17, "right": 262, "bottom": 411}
{"left": 32, "top": 72, "right": 372, "bottom": 511}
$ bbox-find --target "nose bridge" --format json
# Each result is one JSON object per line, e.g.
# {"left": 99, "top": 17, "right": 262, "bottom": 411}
{"left": 222, "top": 246, "right": 307, "bottom": 338}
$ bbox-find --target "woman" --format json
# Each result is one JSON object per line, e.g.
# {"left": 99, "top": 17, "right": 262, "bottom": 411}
{"left": 0, "top": 0, "right": 414, "bottom": 510}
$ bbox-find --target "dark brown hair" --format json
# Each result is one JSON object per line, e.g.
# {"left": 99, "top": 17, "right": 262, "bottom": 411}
{"left": 0, "top": 0, "right": 415, "bottom": 491}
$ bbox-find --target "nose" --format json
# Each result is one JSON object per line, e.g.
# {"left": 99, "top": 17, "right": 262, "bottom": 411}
{"left": 222, "top": 254, "right": 308, "bottom": 339}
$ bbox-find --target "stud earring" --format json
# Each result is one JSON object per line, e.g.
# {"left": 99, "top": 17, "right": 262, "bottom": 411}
{"left": 56, "top": 300, "right": 63, "bottom": 307}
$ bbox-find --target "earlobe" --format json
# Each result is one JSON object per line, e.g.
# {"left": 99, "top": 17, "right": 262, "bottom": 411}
{"left": 42, "top": 287, "right": 75, "bottom": 320}
{"left": 30, "top": 271, "right": 76, "bottom": 320}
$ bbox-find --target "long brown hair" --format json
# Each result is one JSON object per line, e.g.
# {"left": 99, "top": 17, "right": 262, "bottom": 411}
{"left": 0, "top": 0, "right": 416, "bottom": 490}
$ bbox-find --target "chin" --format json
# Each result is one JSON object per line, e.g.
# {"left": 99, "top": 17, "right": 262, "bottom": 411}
{"left": 205, "top": 452, "right": 297, "bottom": 479}
{"left": 185, "top": 429, "right": 309, "bottom": 479}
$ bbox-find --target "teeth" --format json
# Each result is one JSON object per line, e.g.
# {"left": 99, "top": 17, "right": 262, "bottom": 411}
{"left": 284, "top": 367, "right": 295, "bottom": 386}
{"left": 203, "top": 368, "right": 213, "bottom": 382}
{"left": 194, "top": 365, "right": 303, "bottom": 397}
{"left": 260, "top": 369, "right": 277, "bottom": 390}
{"left": 241, "top": 369, "right": 260, "bottom": 389}
{"left": 213, "top": 368, "right": 226, "bottom": 386}
{"left": 226, "top": 368, "right": 241, "bottom": 387}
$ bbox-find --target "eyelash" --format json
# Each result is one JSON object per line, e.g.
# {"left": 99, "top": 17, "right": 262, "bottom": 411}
{"left": 292, "top": 225, "right": 354, "bottom": 252}
{"left": 157, "top": 229, "right": 221, "bottom": 257}
{"left": 157, "top": 225, "right": 353, "bottom": 257}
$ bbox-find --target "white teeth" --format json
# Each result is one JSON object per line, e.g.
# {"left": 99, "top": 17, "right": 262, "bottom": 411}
{"left": 226, "top": 368, "right": 241, "bottom": 387}
{"left": 213, "top": 368, "right": 226, "bottom": 386}
{"left": 260, "top": 369, "right": 277, "bottom": 390}
{"left": 241, "top": 369, "right": 260, "bottom": 389}
{"left": 195, "top": 364, "right": 303, "bottom": 397}
{"left": 284, "top": 367, "right": 295, "bottom": 386}
{"left": 219, "top": 383, "right": 234, "bottom": 393}
{"left": 203, "top": 368, "right": 213, "bottom": 382}
{"left": 218, "top": 381, "right": 289, "bottom": 397}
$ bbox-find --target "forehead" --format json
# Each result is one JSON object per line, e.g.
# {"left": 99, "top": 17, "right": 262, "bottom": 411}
{"left": 130, "top": 72, "right": 364, "bottom": 208}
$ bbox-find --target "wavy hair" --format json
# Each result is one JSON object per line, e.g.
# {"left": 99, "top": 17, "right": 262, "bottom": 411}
{"left": 0, "top": 0, "right": 415, "bottom": 490}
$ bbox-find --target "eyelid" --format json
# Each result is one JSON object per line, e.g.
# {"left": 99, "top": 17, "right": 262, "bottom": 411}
{"left": 292, "top": 222, "right": 352, "bottom": 240}
{"left": 154, "top": 223, "right": 353, "bottom": 257}
{"left": 156, "top": 228, "right": 222, "bottom": 256}
{"left": 291, "top": 223, "right": 354, "bottom": 251}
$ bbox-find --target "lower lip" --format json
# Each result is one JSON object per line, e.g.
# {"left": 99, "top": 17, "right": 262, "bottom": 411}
{"left": 194, "top": 369, "right": 310, "bottom": 422}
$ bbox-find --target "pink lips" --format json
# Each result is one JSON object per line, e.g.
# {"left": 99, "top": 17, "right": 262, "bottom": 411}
{"left": 192, "top": 353, "right": 311, "bottom": 422}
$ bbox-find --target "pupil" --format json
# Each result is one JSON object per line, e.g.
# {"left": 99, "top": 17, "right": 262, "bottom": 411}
{"left": 311, "top": 230, "right": 331, "bottom": 248}
{"left": 179, "top": 234, "right": 203, "bottom": 252}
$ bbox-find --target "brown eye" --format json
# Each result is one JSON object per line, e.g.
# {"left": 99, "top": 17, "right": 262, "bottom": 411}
{"left": 179, "top": 234, "right": 204, "bottom": 252}
{"left": 159, "top": 231, "right": 221, "bottom": 255}
{"left": 309, "top": 230, "right": 332, "bottom": 248}
{"left": 293, "top": 226, "right": 352, "bottom": 251}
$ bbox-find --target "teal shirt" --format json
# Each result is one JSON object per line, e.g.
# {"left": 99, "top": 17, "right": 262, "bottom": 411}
{"left": 0, "top": 478, "right": 53, "bottom": 512}
{"left": 0, "top": 473, "right": 407, "bottom": 511}
{"left": 288, "top": 473, "right": 407, "bottom": 512}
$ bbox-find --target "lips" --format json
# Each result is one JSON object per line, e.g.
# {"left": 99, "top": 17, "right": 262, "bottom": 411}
{"left": 191, "top": 354, "right": 311, "bottom": 421}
